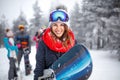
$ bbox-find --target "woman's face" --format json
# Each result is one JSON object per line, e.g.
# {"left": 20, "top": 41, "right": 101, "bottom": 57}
{"left": 51, "top": 22, "right": 65, "bottom": 38}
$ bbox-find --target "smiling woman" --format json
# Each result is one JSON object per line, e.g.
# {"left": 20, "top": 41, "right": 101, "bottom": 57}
{"left": 34, "top": 5, "right": 76, "bottom": 80}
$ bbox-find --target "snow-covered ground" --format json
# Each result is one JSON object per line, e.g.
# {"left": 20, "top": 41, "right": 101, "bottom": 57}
{"left": 89, "top": 50, "right": 120, "bottom": 80}
{"left": 0, "top": 46, "right": 36, "bottom": 80}
{"left": 0, "top": 46, "right": 120, "bottom": 80}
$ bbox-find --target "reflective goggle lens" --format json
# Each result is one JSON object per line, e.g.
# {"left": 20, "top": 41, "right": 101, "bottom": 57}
{"left": 50, "top": 10, "right": 69, "bottom": 22}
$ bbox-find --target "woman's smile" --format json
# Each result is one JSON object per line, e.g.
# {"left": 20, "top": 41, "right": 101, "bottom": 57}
{"left": 51, "top": 22, "right": 65, "bottom": 38}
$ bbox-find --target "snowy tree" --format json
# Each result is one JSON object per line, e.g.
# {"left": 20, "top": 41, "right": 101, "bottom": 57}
{"left": 70, "top": 3, "right": 87, "bottom": 44}
{"left": 0, "top": 24, "right": 5, "bottom": 47}
{"left": 0, "top": 15, "right": 9, "bottom": 28}
{"left": 80, "top": 0, "right": 120, "bottom": 51}
{"left": 80, "top": 0, "right": 115, "bottom": 49}
{"left": 70, "top": 2, "right": 81, "bottom": 35}
{"left": 49, "top": 0, "right": 63, "bottom": 11}
{"left": 12, "top": 11, "right": 28, "bottom": 33}
{"left": 105, "top": 0, "right": 120, "bottom": 53}
{"left": 29, "top": 0, "right": 43, "bottom": 36}
{"left": 0, "top": 15, "right": 9, "bottom": 47}
{"left": 0, "top": 24, "right": 4, "bottom": 47}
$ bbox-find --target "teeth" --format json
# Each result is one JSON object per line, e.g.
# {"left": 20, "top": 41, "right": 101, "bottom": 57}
{"left": 57, "top": 32, "right": 61, "bottom": 34}
{"left": 56, "top": 31, "right": 61, "bottom": 34}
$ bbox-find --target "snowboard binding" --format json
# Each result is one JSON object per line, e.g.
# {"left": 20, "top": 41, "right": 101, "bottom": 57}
{"left": 23, "top": 47, "right": 30, "bottom": 56}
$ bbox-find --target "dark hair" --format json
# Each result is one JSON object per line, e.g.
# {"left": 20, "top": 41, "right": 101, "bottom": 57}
{"left": 35, "top": 32, "right": 38, "bottom": 36}
{"left": 6, "top": 28, "right": 10, "bottom": 32}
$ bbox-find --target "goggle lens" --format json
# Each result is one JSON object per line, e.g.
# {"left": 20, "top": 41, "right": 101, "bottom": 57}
{"left": 50, "top": 10, "right": 69, "bottom": 22}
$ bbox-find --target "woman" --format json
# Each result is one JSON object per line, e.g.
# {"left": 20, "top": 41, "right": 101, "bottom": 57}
{"left": 34, "top": 6, "right": 75, "bottom": 80}
{"left": 3, "top": 28, "right": 18, "bottom": 80}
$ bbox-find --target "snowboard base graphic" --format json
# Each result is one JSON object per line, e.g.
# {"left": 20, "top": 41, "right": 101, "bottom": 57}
{"left": 23, "top": 47, "right": 31, "bottom": 75}
{"left": 39, "top": 44, "right": 93, "bottom": 80}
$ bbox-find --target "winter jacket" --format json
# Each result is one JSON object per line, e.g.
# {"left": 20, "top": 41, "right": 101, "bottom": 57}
{"left": 33, "top": 31, "right": 45, "bottom": 49}
{"left": 15, "top": 31, "right": 31, "bottom": 50}
{"left": 34, "top": 28, "right": 75, "bottom": 80}
{"left": 3, "top": 37, "right": 18, "bottom": 58}
{"left": 33, "top": 35, "right": 41, "bottom": 49}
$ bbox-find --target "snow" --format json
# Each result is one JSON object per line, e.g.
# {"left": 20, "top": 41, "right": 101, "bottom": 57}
{"left": 89, "top": 50, "right": 120, "bottom": 80}
{"left": 0, "top": 46, "right": 120, "bottom": 80}
{"left": 0, "top": 46, "right": 36, "bottom": 80}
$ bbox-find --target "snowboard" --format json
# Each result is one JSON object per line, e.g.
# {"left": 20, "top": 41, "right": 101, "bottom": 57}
{"left": 23, "top": 47, "right": 31, "bottom": 75}
{"left": 39, "top": 44, "right": 93, "bottom": 80}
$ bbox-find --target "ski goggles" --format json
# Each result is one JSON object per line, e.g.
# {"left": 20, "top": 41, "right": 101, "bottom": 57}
{"left": 49, "top": 10, "right": 69, "bottom": 22}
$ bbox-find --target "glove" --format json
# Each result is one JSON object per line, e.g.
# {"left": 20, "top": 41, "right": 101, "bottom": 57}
{"left": 16, "top": 43, "right": 21, "bottom": 48}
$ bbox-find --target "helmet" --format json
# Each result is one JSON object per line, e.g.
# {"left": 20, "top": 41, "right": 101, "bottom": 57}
{"left": 18, "top": 25, "right": 24, "bottom": 30}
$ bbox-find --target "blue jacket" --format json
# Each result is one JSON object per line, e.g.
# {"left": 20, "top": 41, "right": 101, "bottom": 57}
{"left": 3, "top": 37, "right": 18, "bottom": 58}
{"left": 14, "top": 31, "right": 31, "bottom": 50}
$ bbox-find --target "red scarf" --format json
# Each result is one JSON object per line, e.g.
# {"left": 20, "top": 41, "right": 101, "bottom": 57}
{"left": 42, "top": 28, "right": 75, "bottom": 53}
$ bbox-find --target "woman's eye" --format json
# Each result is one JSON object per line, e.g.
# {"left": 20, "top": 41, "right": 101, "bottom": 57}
{"left": 53, "top": 24, "right": 57, "bottom": 26}
{"left": 61, "top": 23, "right": 65, "bottom": 26}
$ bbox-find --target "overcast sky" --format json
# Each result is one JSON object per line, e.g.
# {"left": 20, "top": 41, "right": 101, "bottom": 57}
{"left": 0, "top": 0, "right": 82, "bottom": 26}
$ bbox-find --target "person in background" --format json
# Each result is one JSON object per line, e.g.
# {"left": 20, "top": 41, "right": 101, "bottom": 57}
{"left": 14, "top": 25, "right": 31, "bottom": 75}
{"left": 3, "top": 28, "right": 18, "bottom": 80}
{"left": 33, "top": 28, "right": 43, "bottom": 49}
{"left": 34, "top": 5, "right": 76, "bottom": 80}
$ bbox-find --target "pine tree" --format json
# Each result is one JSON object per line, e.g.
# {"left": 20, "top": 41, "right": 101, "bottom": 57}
{"left": 81, "top": 0, "right": 114, "bottom": 49}
{"left": 70, "top": 3, "right": 86, "bottom": 44}
{"left": 0, "top": 15, "right": 9, "bottom": 47}
{"left": 0, "top": 23, "right": 4, "bottom": 47}
{"left": 12, "top": 11, "right": 28, "bottom": 33}
{"left": 105, "top": 0, "right": 120, "bottom": 50}
{"left": 29, "top": 0, "right": 42, "bottom": 35}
